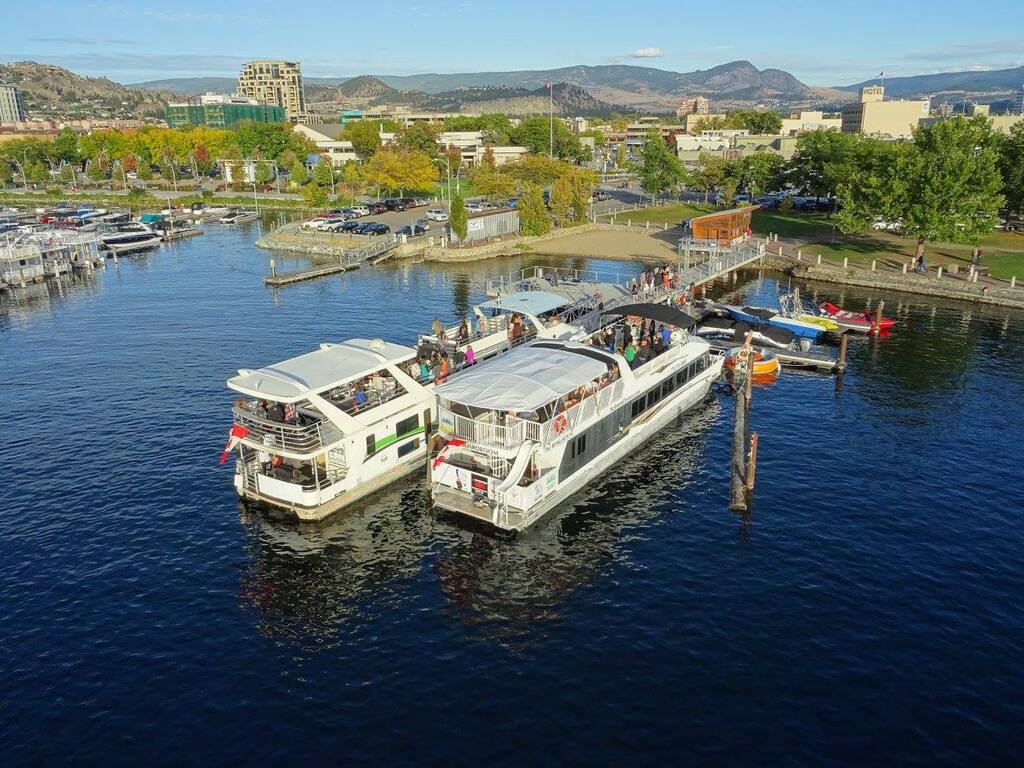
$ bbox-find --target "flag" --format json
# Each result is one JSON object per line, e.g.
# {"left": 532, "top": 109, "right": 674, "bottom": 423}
{"left": 431, "top": 437, "right": 465, "bottom": 469}
{"left": 546, "top": 81, "right": 553, "bottom": 89}
{"left": 219, "top": 424, "right": 249, "bottom": 464}
{"left": 879, "top": 70, "right": 884, "bottom": 77}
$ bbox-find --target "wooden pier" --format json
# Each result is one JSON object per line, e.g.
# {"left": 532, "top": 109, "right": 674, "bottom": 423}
{"left": 264, "top": 235, "right": 400, "bottom": 286}
{"left": 161, "top": 227, "right": 203, "bottom": 242}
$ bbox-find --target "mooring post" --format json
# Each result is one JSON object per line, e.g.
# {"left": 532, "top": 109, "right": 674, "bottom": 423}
{"left": 871, "top": 301, "right": 884, "bottom": 336}
{"left": 627, "top": 219, "right": 631, "bottom": 228}
{"left": 937, "top": 267, "right": 943, "bottom": 279}
{"left": 902, "top": 263, "right": 907, "bottom": 274}
{"left": 746, "top": 433, "right": 759, "bottom": 494}
{"left": 842, "top": 257, "right": 848, "bottom": 268}
{"left": 837, "top": 332, "right": 849, "bottom": 372}
{"left": 797, "top": 249, "right": 802, "bottom": 260}
{"left": 1011, "top": 276, "right": 1017, "bottom": 288}
{"left": 871, "top": 260, "right": 876, "bottom": 272}
{"left": 269, "top": 258, "right": 276, "bottom": 278}
{"left": 817, "top": 254, "right": 822, "bottom": 265}
{"left": 730, "top": 376, "right": 749, "bottom": 513}
{"left": 778, "top": 244, "right": 783, "bottom": 256}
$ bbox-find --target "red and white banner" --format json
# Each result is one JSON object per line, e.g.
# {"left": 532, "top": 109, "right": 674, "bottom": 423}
{"left": 219, "top": 425, "right": 250, "bottom": 464}
{"left": 432, "top": 437, "right": 465, "bottom": 469}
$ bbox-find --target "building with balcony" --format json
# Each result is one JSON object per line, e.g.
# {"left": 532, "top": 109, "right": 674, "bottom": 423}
{"left": 293, "top": 123, "right": 359, "bottom": 166}
{"left": 675, "top": 96, "right": 710, "bottom": 118}
{"left": 238, "top": 60, "right": 306, "bottom": 123}
{"left": 780, "top": 110, "right": 842, "bottom": 135}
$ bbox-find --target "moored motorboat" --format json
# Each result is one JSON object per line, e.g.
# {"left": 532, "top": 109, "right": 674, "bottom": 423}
{"left": 694, "top": 316, "right": 795, "bottom": 349}
{"left": 220, "top": 208, "right": 259, "bottom": 224}
{"left": 724, "top": 304, "right": 830, "bottom": 341}
{"left": 817, "top": 301, "right": 895, "bottom": 333}
{"left": 98, "top": 222, "right": 161, "bottom": 253}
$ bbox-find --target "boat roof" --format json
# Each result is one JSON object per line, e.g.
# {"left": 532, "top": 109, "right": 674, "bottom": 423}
{"left": 435, "top": 344, "right": 607, "bottom": 411}
{"left": 477, "top": 290, "right": 570, "bottom": 316}
{"left": 227, "top": 339, "right": 415, "bottom": 401}
{"left": 607, "top": 302, "right": 696, "bottom": 329}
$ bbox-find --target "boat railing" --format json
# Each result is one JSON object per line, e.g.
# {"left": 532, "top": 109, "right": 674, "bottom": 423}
{"left": 539, "top": 379, "right": 624, "bottom": 445}
{"left": 232, "top": 407, "right": 343, "bottom": 453}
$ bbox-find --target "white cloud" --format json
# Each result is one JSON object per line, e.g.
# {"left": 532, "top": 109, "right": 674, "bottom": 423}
{"left": 632, "top": 47, "right": 663, "bottom": 58}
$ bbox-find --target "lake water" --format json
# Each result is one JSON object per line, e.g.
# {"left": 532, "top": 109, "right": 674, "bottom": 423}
{"left": 3, "top": 219, "right": 1023, "bottom": 765}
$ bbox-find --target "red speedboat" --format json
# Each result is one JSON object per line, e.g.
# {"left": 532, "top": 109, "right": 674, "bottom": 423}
{"left": 818, "top": 301, "right": 895, "bottom": 333}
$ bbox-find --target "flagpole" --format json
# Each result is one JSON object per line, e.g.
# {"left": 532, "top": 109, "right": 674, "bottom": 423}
{"left": 548, "top": 82, "right": 553, "bottom": 159}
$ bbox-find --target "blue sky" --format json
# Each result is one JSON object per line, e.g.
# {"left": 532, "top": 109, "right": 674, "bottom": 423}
{"left": 3, "top": 0, "right": 1023, "bottom": 85}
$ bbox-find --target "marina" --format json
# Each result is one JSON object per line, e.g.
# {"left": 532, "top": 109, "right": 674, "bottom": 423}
{"left": 3, "top": 214, "right": 1024, "bottom": 766}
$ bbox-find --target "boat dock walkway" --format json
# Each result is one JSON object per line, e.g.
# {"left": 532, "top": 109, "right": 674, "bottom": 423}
{"left": 264, "top": 235, "right": 399, "bottom": 286}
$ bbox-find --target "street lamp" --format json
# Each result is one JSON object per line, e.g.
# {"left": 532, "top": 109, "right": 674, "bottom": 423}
{"left": 113, "top": 159, "right": 127, "bottom": 191}
{"left": 11, "top": 158, "right": 28, "bottom": 189}
{"left": 163, "top": 155, "right": 178, "bottom": 192}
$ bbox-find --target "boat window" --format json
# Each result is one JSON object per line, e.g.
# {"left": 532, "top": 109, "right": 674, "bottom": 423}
{"left": 570, "top": 434, "right": 587, "bottom": 458}
{"left": 397, "top": 438, "right": 420, "bottom": 458}
{"left": 396, "top": 414, "right": 419, "bottom": 436}
{"left": 365, "top": 434, "right": 376, "bottom": 457}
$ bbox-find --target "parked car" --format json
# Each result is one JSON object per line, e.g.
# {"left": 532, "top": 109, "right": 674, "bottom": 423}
{"left": 350, "top": 205, "right": 369, "bottom": 217}
{"left": 396, "top": 223, "right": 428, "bottom": 237}
{"left": 466, "top": 201, "right": 485, "bottom": 213}
{"left": 322, "top": 221, "right": 350, "bottom": 233}
{"left": 340, "top": 219, "right": 363, "bottom": 232}
{"left": 871, "top": 218, "right": 903, "bottom": 232}
{"left": 414, "top": 218, "right": 431, "bottom": 230}
{"left": 383, "top": 199, "right": 407, "bottom": 211}
{"left": 364, "top": 222, "right": 391, "bottom": 235}
{"left": 413, "top": 196, "right": 430, "bottom": 207}
{"left": 368, "top": 202, "right": 387, "bottom": 215}
{"left": 301, "top": 217, "right": 337, "bottom": 230}
{"left": 593, "top": 190, "right": 610, "bottom": 201}
{"left": 425, "top": 208, "right": 449, "bottom": 222}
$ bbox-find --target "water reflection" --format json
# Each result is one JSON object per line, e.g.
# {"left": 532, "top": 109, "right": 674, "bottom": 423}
{"left": 237, "top": 402, "right": 719, "bottom": 651}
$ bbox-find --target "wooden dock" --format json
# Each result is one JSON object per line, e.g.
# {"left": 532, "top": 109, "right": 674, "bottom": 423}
{"left": 703, "top": 337, "right": 838, "bottom": 373}
{"left": 264, "top": 235, "right": 399, "bottom": 286}
{"left": 161, "top": 227, "right": 203, "bottom": 242}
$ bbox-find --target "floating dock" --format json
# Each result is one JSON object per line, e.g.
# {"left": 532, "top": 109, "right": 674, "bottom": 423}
{"left": 161, "top": 227, "right": 203, "bottom": 242}
{"left": 264, "top": 236, "right": 400, "bottom": 286}
{"left": 702, "top": 338, "right": 837, "bottom": 373}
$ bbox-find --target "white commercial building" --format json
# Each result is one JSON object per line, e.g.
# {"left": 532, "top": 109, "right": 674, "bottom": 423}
{"left": 0, "top": 84, "right": 27, "bottom": 125}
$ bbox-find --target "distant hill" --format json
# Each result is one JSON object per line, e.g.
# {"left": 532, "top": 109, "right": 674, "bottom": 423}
{"left": 838, "top": 66, "right": 1024, "bottom": 100}
{"left": 381, "top": 82, "right": 618, "bottom": 117}
{"left": 131, "top": 76, "right": 238, "bottom": 96}
{"left": 133, "top": 60, "right": 825, "bottom": 114}
{"left": 2, "top": 61, "right": 172, "bottom": 118}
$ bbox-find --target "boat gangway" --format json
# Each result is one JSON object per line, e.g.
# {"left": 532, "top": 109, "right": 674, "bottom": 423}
{"left": 485, "top": 240, "right": 765, "bottom": 301}
{"left": 264, "top": 235, "right": 400, "bottom": 286}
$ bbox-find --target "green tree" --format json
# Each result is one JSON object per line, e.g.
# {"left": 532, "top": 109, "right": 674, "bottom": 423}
{"left": 569, "top": 167, "right": 597, "bottom": 221}
{"left": 53, "top": 127, "right": 81, "bottom": 164}
{"left": 472, "top": 164, "right": 516, "bottom": 200}
{"left": 255, "top": 161, "right": 275, "bottom": 186}
{"left": 518, "top": 182, "right": 550, "bottom": 236}
{"left": 639, "top": 128, "right": 685, "bottom": 200}
{"left": 0, "top": 162, "right": 13, "bottom": 185}
{"left": 549, "top": 174, "right": 573, "bottom": 223}
{"left": 510, "top": 116, "right": 587, "bottom": 162}
{"left": 735, "top": 152, "right": 784, "bottom": 196}
{"left": 449, "top": 193, "right": 468, "bottom": 240}
{"left": 997, "top": 121, "right": 1024, "bottom": 224}
{"left": 503, "top": 154, "right": 567, "bottom": 186}
{"left": 59, "top": 163, "right": 75, "bottom": 182}
{"left": 300, "top": 182, "right": 328, "bottom": 209}
{"left": 778, "top": 195, "right": 794, "bottom": 213}
{"left": 838, "top": 116, "right": 1004, "bottom": 261}
{"left": 136, "top": 161, "right": 153, "bottom": 181}
{"left": 338, "top": 161, "right": 366, "bottom": 203}
{"left": 396, "top": 122, "right": 440, "bottom": 159}
{"left": 312, "top": 160, "right": 335, "bottom": 190}
{"left": 580, "top": 128, "right": 606, "bottom": 146}
{"left": 234, "top": 122, "right": 312, "bottom": 161}
{"left": 289, "top": 159, "right": 308, "bottom": 186}
{"left": 691, "top": 152, "right": 728, "bottom": 203}
{"left": 726, "top": 109, "right": 783, "bottom": 135}
{"left": 615, "top": 143, "right": 627, "bottom": 168}
{"left": 789, "top": 130, "right": 859, "bottom": 209}
{"left": 343, "top": 120, "right": 396, "bottom": 158}
{"left": 84, "top": 160, "right": 106, "bottom": 182}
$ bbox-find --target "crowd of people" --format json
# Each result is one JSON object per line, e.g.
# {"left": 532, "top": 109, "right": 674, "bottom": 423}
{"left": 630, "top": 264, "right": 685, "bottom": 297}
{"left": 584, "top": 317, "right": 678, "bottom": 370}
{"left": 235, "top": 398, "right": 305, "bottom": 426}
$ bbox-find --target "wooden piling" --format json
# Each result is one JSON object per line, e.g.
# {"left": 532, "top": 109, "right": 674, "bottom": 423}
{"left": 837, "top": 332, "right": 849, "bottom": 371}
{"left": 746, "top": 433, "right": 759, "bottom": 494}
{"left": 269, "top": 258, "right": 276, "bottom": 278}
{"left": 730, "top": 333, "right": 753, "bottom": 513}
{"left": 871, "top": 301, "right": 884, "bottom": 336}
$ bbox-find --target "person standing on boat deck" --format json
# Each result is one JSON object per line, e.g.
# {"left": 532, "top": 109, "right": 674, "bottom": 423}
{"left": 419, "top": 358, "right": 431, "bottom": 381}
{"left": 624, "top": 341, "right": 638, "bottom": 367}
{"left": 457, "top": 318, "right": 470, "bottom": 342}
{"left": 267, "top": 400, "right": 285, "bottom": 423}
{"left": 353, "top": 384, "right": 368, "bottom": 412}
{"left": 464, "top": 345, "right": 476, "bottom": 366}
{"left": 438, "top": 353, "right": 450, "bottom": 383}
{"left": 660, "top": 324, "right": 671, "bottom": 346}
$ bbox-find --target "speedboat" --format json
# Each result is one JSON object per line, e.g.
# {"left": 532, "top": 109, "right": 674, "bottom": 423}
{"left": 724, "top": 304, "right": 832, "bottom": 340}
{"left": 694, "top": 316, "right": 795, "bottom": 349}
{"left": 817, "top": 301, "right": 895, "bottom": 333}
{"left": 220, "top": 208, "right": 259, "bottom": 224}
{"left": 99, "top": 222, "right": 161, "bottom": 253}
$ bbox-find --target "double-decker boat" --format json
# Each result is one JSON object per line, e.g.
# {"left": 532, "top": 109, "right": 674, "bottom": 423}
{"left": 430, "top": 302, "right": 723, "bottom": 531}
{"left": 225, "top": 339, "right": 438, "bottom": 521}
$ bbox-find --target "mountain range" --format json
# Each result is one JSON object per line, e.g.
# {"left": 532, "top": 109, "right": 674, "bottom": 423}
{"left": 838, "top": 66, "right": 1024, "bottom": 101}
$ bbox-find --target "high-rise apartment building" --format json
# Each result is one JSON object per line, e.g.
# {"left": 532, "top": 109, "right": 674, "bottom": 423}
{"left": 238, "top": 60, "right": 306, "bottom": 123}
{"left": 0, "top": 84, "right": 27, "bottom": 124}
{"left": 675, "top": 96, "right": 710, "bottom": 118}
{"left": 1014, "top": 85, "right": 1024, "bottom": 116}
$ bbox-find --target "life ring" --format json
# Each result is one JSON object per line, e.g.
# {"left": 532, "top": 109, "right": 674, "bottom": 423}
{"left": 553, "top": 414, "right": 568, "bottom": 434}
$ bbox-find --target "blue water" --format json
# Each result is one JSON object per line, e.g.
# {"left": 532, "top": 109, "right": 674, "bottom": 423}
{"left": 2, "top": 221, "right": 1023, "bottom": 765}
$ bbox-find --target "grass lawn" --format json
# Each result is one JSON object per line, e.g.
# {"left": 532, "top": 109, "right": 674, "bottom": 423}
{"left": 751, "top": 210, "right": 833, "bottom": 240}
{"left": 800, "top": 230, "right": 1024, "bottom": 280}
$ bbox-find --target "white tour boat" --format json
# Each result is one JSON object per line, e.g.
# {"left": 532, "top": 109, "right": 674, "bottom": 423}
{"left": 430, "top": 302, "right": 723, "bottom": 531}
{"left": 225, "top": 338, "right": 441, "bottom": 521}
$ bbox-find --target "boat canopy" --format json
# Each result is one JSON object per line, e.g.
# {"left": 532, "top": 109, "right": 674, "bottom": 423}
{"left": 477, "top": 290, "right": 570, "bottom": 317}
{"left": 435, "top": 345, "right": 607, "bottom": 411}
{"left": 607, "top": 302, "right": 696, "bottom": 329}
{"left": 228, "top": 338, "right": 415, "bottom": 401}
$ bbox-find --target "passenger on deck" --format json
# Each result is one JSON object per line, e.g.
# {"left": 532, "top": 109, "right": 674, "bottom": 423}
{"left": 353, "top": 383, "right": 368, "bottom": 412}
{"left": 465, "top": 345, "right": 476, "bottom": 366}
{"left": 255, "top": 399, "right": 269, "bottom": 418}
{"left": 438, "top": 353, "right": 450, "bottom": 382}
{"left": 457, "top": 318, "right": 470, "bottom": 342}
{"left": 637, "top": 339, "right": 651, "bottom": 366}
{"left": 432, "top": 317, "right": 446, "bottom": 342}
{"left": 267, "top": 401, "right": 285, "bottom": 422}
{"left": 419, "top": 358, "right": 431, "bottom": 381}
{"left": 624, "top": 341, "right": 638, "bottom": 367}
{"left": 661, "top": 324, "right": 672, "bottom": 346}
